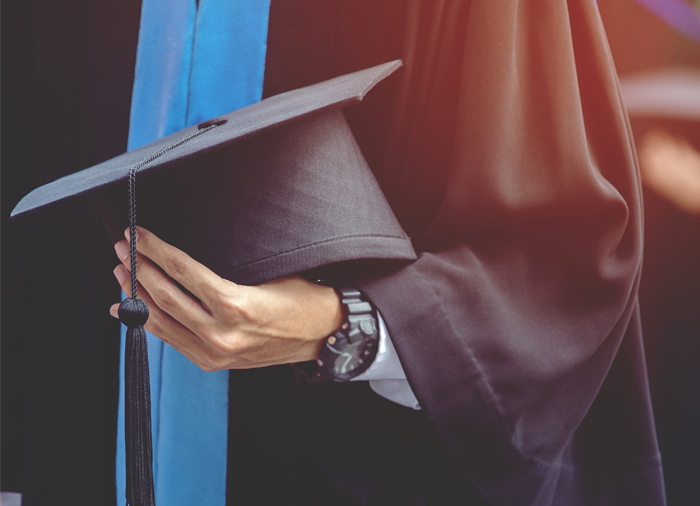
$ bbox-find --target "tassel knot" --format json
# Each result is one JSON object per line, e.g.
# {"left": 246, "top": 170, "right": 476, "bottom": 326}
{"left": 119, "top": 298, "right": 149, "bottom": 327}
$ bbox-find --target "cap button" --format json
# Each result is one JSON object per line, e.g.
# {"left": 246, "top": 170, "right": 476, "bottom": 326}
{"left": 197, "top": 117, "right": 228, "bottom": 129}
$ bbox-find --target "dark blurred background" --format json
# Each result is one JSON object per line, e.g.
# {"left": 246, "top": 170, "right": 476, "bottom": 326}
{"left": 600, "top": 1, "right": 700, "bottom": 505}
{"left": 1, "top": 1, "right": 139, "bottom": 504}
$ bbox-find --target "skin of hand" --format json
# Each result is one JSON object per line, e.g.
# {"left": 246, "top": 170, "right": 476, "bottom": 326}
{"left": 110, "top": 226, "right": 343, "bottom": 372}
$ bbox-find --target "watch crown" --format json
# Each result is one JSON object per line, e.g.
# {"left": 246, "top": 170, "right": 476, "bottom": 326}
{"left": 360, "top": 319, "right": 376, "bottom": 335}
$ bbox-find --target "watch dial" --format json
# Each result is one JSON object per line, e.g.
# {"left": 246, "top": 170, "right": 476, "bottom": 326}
{"left": 333, "top": 342, "right": 364, "bottom": 376}
{"left": 317, "top": 307, "right": 379, "bottom": 381}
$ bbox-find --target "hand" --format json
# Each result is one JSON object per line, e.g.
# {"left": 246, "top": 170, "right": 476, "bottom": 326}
{"left": 110, "top": 226, "right": 343, "bottom": 372}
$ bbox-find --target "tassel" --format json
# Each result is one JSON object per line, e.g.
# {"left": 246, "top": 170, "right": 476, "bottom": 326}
{"left": 119, "top": 297, "right": 155, "bottom": 506}
{"left": 117, "top": 120, "right": 218, "bottom": 505}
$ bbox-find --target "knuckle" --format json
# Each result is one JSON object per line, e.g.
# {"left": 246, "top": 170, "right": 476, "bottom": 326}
{"left": 199, "top": 325, "right": 246, "bottom": 357}
{"left": 197, "top": 360, "right": 217, "bottom": 373}
{"left": 198, "top": 351, "right": 228, "bottom": 372}
{"left": 211, "top": 334, "right": 240, "bottom": 356}
{"left": 166, "top": 256, "right": 188, "bottom": 278}
{"left": 220, "top": 301, "right": 241, "bottom": 322}
{"left": 153, "top": 286, "right": 177, "bottom": 311}
{"left": 219, "top": 292, "right": 255, "bottom": 323}
{"left": 201, "top": 283, "right": 226, "bottom": 308}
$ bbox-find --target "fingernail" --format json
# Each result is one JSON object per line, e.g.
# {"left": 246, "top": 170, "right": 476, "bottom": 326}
{"left": 113, "top": 266, "right": 127, "bottom": 285}
{"left": 109, "top": 304, "right": 119, "bottom": 318}
{"left": 115, "top": 241, "right": 129, "bottom": 261}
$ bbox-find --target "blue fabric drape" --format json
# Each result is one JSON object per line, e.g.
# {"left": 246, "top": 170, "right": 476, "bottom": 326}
{"left": 117, "top": 1, "right": 270, "bottom": 504}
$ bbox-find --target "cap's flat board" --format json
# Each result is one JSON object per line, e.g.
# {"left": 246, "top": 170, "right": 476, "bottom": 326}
{"left": 12, "top": 60, "right": 402, "bottom": 218}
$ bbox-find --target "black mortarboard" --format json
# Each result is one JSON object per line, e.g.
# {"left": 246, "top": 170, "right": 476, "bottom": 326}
{"left": 11, "top": 59, "right": 415, "bottom": 506}
{"left": 12, "top": 59, "right": 415, "bottom": 281}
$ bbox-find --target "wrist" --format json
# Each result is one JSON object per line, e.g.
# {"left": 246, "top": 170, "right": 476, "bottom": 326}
{"left": 317, "top": 284, "right": 344, "bottom": 343}
{"left": 294, "top": 286, "right": 379, "bottom": 383}
{"left": 291, "top": 282, "right": 342, "bottom": 363}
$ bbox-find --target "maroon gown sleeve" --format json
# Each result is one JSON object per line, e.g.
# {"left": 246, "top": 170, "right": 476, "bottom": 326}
{"left": 354, "top": 1, "right": 665, "bottom": 505}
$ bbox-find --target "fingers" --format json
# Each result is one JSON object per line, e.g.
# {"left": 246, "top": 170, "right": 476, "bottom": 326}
{"left": 111, "top": 265, "right": 207, "bottom": 367}
{"left": 110, "top": 226, "right": 336, "bottom": 371}
{"left": 125, "top": 226, "right": 235, "bottom": 309}
{"left": 114, "top": 239, "right": 215, "bottom": 336}
{"left": 111, "top": 265, "right": 285, "bottom": 371}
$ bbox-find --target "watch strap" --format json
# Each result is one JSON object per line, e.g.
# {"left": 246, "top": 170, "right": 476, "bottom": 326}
{"left": 293, "top": 286, "right": 379, "bottom": 384}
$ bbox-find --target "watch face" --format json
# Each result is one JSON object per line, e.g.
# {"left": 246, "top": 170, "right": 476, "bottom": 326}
{"left": 317, "top": 315, "right": 379, "bottom": 381}
{"left": 316, "top": 287, "right": 379, "bottom": 382}
{"left": 333, "top": 341, "right": 366, "bottom": 376}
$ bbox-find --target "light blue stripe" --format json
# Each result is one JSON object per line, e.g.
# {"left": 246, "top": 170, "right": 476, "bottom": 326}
{"left": 187, "top": 0, "right": 270, "bottom": 125}
{"left": 128, "top": 0, "right": 197, "bottom": 148}
{"left": 117, "top": 1, "right": 270, "bottom": 504}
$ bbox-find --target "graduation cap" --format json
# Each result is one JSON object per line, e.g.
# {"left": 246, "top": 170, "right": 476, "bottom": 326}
{"left": 11, "top": 59, "right": 415, "bottom": 506}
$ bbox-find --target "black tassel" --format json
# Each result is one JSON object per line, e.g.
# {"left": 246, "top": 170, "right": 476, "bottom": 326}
{"left": 116, "top": 121, "right": 218, "bottom": 505}
{"left": 119, "top": 297, "right": 155, "bottom": 506}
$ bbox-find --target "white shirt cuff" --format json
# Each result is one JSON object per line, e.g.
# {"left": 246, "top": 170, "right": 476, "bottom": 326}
{"left": 351, "top": 312, "right": 421, "bottom": 410}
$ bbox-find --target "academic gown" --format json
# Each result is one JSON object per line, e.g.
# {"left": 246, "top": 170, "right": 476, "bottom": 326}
{"left": 224, "top": 1, "right": 666, "bottom": 505}
{"left": 3, "top": 0, "right": 666, "bottom": 504}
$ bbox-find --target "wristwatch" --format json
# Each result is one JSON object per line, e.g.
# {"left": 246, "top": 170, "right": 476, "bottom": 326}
{"left": 295, "top": 286, "right": 379, "bottom": 383}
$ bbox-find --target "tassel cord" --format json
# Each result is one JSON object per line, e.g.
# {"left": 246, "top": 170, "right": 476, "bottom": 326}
{"left": 119, "top": 122, "right": 220, "bottom": 505}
